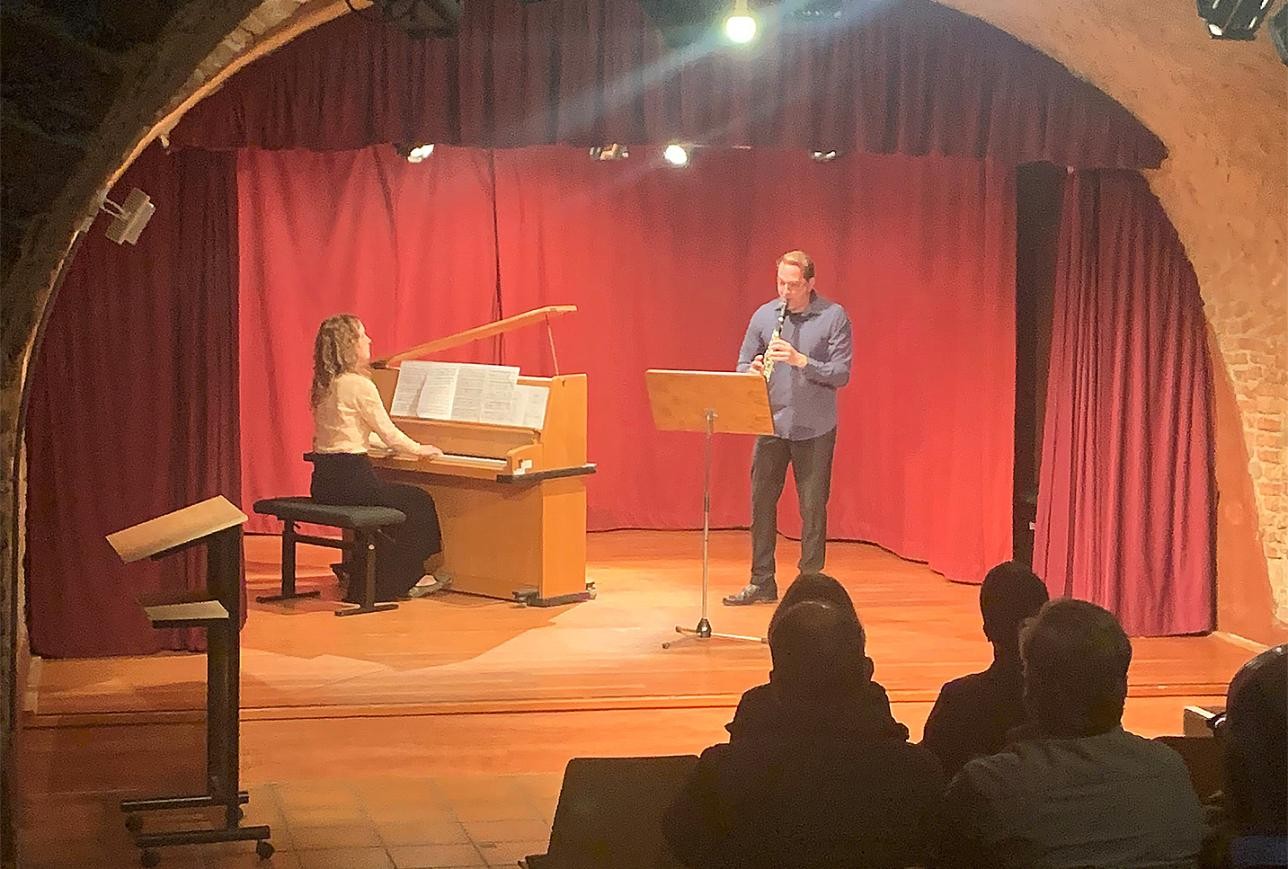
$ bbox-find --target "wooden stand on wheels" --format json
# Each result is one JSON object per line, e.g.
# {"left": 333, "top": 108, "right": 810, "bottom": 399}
{"left": 106, "top": 496, "right": 273, "bottom": 866}
{"left": 645, "top": 370, "right": 776, "bottom": 649}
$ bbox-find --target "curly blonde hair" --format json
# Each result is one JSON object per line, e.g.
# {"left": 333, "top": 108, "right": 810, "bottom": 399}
{"left": 311, "top": 314, "right": 366, "bottom": 408}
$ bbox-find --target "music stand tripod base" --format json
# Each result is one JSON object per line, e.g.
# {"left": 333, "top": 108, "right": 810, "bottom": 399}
{"left": 663, "top": 617, "right": 766, "bottom": 648}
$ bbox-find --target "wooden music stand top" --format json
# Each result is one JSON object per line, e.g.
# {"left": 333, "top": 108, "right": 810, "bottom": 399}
{"left": 644, "top": 370, "right": 775, "bottom": 436}
{"left": 106, "top": 495, "right": 247, "bottom": 563}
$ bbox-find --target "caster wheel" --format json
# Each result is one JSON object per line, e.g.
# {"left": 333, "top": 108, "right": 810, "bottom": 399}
{"left": 140, "top": 849, "right": 160, "bottom": 867}
{"left": 125, "top": 814, "right": 143, "bottom": 833}
{"left": 256, "top": 839, "right": 275, "bottom": 859}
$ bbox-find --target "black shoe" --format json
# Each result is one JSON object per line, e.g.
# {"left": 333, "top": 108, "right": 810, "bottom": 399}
{"left": 722, "top": 583, "right": 778, "bottom": 606}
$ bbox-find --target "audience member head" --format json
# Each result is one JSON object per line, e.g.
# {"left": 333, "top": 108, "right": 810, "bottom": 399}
{"left": 1020, "top": 599, "right": 1131, "bottom": 738}
{"left": 979, "top": 561, "right": 1049, "bottom": 658}
{"left": 311, "top": 313, "right": 367, "bottom": 408}
{"left": 768, "top": 600, "right": 869, "bottom": 708}
{"left": 771, "top": 573, "right": 859, "bottom": 632}
{"left": 1221, "top": 643, "right": 1287, "bottom": 835}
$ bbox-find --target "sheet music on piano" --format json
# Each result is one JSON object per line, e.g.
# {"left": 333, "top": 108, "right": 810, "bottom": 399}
{"left": 510, "top": 384, "right": 549, "bottom": 429}
{"left": 392, "top": 361, "right": 548, "bottom": 428}
{"left": 390, "top": 361, "right": 432, "bottom": 416}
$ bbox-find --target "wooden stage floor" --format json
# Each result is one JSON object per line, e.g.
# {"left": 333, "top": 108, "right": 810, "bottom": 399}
{"left": 26, "top": 530, "right": 1255, "bottom": 727}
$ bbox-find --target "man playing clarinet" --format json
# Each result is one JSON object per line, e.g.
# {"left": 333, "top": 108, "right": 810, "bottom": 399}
{"left": 725, "top": 250, "right": 853, "bottom": 605}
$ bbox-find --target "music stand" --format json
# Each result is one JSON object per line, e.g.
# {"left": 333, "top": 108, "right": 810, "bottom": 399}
{"left": 106, "top": 496, "right": 273, "bottom": 866}
{"left": 645, "top": 370, "right": 775, "bottom": 648}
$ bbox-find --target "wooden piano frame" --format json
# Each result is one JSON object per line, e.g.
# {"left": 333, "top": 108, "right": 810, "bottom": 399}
{"left": 368, "top": 306, "right": 596, "bottom": 606}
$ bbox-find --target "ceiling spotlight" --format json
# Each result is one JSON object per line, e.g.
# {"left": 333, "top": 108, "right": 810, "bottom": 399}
{"left": 663, "top": 144, "right": 690, "bottom": 167}
{"left": 810, "top": 149, "right": 839, "bottom": 162}
{"left": 791, "top": 0, "right": 843, "bottom": 21}
{"left": 396, "top": 143, "right": 435, "bottom": 163}
{"left": 589, "top": 143, "right": 630, "bottom": 161}
{"left": 98, "top": 187, "right": 155, "bottom": 245}
{"left": 724, "top": 0, "right": 757, "bottom": 43}
{"left": 1197, "top": 0, "right": 1274, "bottom": 40}
{"left": 345, "top": 0, "right": 461, "bottom": 38}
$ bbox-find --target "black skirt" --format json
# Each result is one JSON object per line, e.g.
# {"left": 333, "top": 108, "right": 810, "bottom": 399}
{"left": 310, "top": 452, "right": 442, "bottom": 601}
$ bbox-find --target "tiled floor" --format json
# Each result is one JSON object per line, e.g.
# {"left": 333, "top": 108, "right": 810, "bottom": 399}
{"left": 19, "top": 774, "right": 561, "bottom": 869}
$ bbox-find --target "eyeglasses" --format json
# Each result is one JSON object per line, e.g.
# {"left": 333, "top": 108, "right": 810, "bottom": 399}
{"left": 777, "top": 279, "right": 808, "bottom": 290}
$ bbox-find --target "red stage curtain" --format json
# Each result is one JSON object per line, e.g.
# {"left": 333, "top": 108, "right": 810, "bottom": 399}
{"left": 171, "top": 0, "right": 1163, "bottom": 170}
{"left": 492, "top": 146, "right": 1015, "bottom": 583}
{"left": 236, "top": 145, "right": 500, "bottom": 530}
{"left": 24, "top": 145, "right": 241, "bottom": 657}
{"left": 1035, "top": 171, "right": 1215, "bottom": 635}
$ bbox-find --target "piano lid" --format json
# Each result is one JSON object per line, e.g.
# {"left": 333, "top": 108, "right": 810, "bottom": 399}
{"left": 374, "top": 305, "right": 576, "bottom": 373}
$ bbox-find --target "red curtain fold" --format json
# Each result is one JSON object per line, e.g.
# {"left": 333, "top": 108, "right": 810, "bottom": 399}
{"left": 236, "top": 145, "right": 501, "bottom": 530}
{"left": 24, "top": 145, "right": 241, "bottom": 657}
{"left": 1034, "top": 171, "right": 1215, "bottom": 636}
{"left": 171, "top": 0, "right": 1164, "bottom": 170}
{"left": 490, "top": 146, "right": 1015, "bottom": 583}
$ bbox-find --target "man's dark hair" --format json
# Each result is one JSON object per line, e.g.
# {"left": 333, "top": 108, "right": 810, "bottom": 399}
{"left": 768, "top": 600, "right": 866, "bottom": 705}
{"left": 1020, "top": 599, "right": 1132, "bottom": 737}
{"left": 1222, "top": 643, "right": 1287, "bottom": 835}
{"left": 979, "top": 561, "right": 1049, "bottom": 649}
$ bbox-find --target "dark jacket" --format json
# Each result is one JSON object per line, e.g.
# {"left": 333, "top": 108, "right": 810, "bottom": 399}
{"left": 665, "top": 679, "right": 943, "bottom": 869}
{"left": 921, "top": 660, "right": 1028, "bottom": 779}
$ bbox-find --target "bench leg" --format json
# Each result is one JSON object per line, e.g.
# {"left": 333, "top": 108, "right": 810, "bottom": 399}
{"left": 257, "top": 519, "right": 321, "bottom": 604}
{"left": 335, "top": 532, "right": 397, "bottom": 616}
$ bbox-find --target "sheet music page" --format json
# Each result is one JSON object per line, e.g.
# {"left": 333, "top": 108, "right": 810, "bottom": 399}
{"left": 509, "top": 384, "right": 549, "bottom": 429}
{"left": 452, "top": 363, "right": 520, "bottom": 423}
{"left": 391, "top": 361, "right": 434, "bottom": 417}
{"left": 415, "top": 362, "right": 462, "bottom": 420}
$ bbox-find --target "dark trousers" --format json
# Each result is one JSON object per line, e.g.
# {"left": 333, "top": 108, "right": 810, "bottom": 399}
{"left": 750, "top": 428, "right": 837, "bottom": 588}
{"left": 310, "top": 453, "right": 442, "bottom": 601}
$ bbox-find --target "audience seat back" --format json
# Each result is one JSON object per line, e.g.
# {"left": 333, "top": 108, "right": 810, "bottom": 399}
{"left": 526, "top": 755, "right": 697, "bottom": 869}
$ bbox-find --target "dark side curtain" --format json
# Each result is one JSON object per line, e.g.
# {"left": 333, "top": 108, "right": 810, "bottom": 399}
{"left": 25, "top": 145, "right": 241, "bottom": 656}
{"left": 1035, "top": 170, "right": 1215, "bottom": 635}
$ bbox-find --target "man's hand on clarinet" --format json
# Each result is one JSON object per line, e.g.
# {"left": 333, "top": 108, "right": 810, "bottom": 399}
{"left": 749, "top": 354, "right": 766, "bottom": 374}
{"left": 766, "top": 337, "right": 808, "bottom": 368}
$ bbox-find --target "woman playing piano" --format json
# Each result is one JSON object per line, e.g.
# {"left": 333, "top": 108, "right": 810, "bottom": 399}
{"left": 309, "top": 314, "right": 449, "bottom": 601}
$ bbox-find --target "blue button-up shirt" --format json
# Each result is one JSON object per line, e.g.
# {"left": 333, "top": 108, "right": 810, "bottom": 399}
{"left": 737, "top": 292, "right": 852, "bottom": 440}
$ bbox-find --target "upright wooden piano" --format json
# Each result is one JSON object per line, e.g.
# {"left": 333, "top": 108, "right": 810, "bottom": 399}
{"left": 368, "top": 306, "right": 596, "bottom": 606}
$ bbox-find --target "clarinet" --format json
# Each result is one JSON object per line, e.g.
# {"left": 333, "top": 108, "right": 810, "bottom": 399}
{"left": 762, "top": 302, "right": 789, "bottom": 380}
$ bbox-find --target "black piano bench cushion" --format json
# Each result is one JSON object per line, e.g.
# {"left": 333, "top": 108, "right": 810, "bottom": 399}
{"left": 253, "top": 497, "right": 406, "bottom": 530}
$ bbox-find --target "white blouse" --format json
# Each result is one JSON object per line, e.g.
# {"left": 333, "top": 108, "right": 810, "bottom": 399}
{"left": 312, "top": 372, "right": 419, "bottom": 455}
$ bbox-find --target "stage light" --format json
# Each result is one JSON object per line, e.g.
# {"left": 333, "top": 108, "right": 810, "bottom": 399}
{"left": 396, "top": 143, "right": 435, "bottom": 163}
{"left": 663, "top": 144, "right": 690, "bottom": 166}
{"left": 791, "top": 1, "right": 843, "bottom": 22}
{"left": 724, "top": 0, "right": 757, "bottom": 43}
{"left": 1197, "top": 0, "right": 1275, "bottom": 40}
{"left": 589, "top": 143, "right": 630, "bottom": 161}
{"left": 810, "top": 150, "right": 839, "bottom": 162}
{"left": 345, "top": 0, "right": 460, "bottom": 38}
{"left": 1271, "top": 3, "right": 1288, "bottom": 63}
{"left": 98, "top": 187, "right": 155, "bottom": 246}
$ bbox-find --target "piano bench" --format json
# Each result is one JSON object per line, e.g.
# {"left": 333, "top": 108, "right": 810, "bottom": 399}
{"left": 252, "top": 497, "right": 407, "bottom": 617}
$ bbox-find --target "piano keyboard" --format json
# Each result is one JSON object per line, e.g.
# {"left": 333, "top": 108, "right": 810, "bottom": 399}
{"left": 437, "top": 453, "right": 507, "bottom": 470}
